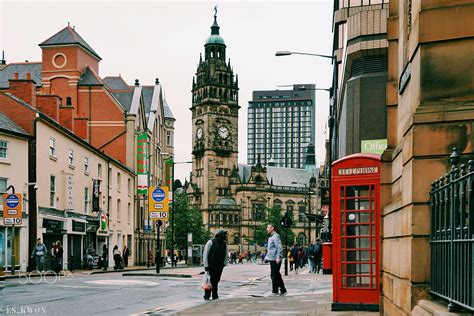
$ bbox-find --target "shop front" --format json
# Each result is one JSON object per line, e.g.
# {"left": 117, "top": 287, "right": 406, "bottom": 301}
{"left": 41, "top": 218, "right": 66, "bottom": 271}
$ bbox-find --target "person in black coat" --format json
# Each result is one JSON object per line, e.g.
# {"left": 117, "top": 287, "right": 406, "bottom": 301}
{"left": 202, "top": 230, "right": 228, "bottom": 300}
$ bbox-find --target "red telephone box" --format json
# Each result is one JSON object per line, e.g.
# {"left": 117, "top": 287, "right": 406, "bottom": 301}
{"left": 331, "top": 154, "right": 380, "bottom": 311}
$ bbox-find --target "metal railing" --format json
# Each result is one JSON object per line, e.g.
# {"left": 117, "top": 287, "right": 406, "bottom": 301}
{"left": 430, "top": 148, "right": 474, "bottom": 312}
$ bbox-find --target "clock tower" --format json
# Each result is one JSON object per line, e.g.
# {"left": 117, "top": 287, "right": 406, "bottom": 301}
{"left": 190, "top": 10, "right": 239, "bottom": 225}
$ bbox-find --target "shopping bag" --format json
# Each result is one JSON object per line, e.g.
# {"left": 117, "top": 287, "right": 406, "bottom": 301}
{"left": 201, "top": 271, "right": 212, "bottom": 290}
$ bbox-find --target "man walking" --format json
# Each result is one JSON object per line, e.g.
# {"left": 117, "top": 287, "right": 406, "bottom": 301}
{"left": 31, "top": 238, "right": 47, "bottom": 272}
{"left": 203, "top": 230, "right": 228, "bottom": 300}
{"left": 306, "top": 243, "right": 315, "bottom": 273}
{"left": 264, "top": 224, "right": 287, "bottom": 296}
{"left": 314, "top": 239, "right": 323, "bottom": 273}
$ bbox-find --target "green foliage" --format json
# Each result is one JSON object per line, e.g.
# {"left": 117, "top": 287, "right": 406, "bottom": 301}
{"left": 254, "top": 206, "right": 296, "bottom": 247}
{"left": 166, "top": 190, "right": 210, "bottom": 251}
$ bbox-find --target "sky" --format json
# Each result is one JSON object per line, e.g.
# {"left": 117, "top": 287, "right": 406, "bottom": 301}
{"left": 0, "top": 0, "right": 333, "bottom": 182}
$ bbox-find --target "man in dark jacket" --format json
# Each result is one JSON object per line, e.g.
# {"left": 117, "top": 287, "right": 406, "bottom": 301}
{"left": 203, "top": 230, "right": 228, "bottom": 300}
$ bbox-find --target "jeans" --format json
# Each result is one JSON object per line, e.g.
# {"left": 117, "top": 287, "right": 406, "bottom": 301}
{"left": 35, "top": 256, "right": 45, "bottom": 272}
{"left": 307, "top": 258, "right": 314, "bottom": 272}
{"left": 204, "top": 266, "right": 224, "bottom": 300}
{"left": 269, "top": 260, "right": 286, "bottom": 294}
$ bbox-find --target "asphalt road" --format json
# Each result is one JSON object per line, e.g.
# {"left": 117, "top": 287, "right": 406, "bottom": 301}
{"left": 1, "top": 264, "right": 275, "bottom": 316}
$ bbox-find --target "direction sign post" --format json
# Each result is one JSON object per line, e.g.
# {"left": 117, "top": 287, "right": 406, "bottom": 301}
{"left": 3, "top": 185, "right": 21, "bottom": 275}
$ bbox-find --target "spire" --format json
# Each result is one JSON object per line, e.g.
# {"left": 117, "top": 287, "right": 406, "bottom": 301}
{"left": 211, "top": 5, "right": 220, "bottom": 35}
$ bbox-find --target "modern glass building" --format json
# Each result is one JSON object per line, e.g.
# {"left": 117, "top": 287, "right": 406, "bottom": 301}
{"left": 247, "top": 84, "right": 316, "bottom": 169}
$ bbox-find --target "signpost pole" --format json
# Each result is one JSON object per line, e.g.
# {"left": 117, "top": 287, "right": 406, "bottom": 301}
{"left": 5, "top": 185, "right": 16, "bottom": 275}
{"left": 156, "top": 220, "right": 162, "bottom": 273}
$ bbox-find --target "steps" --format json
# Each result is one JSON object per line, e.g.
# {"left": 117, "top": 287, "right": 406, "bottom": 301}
{"left": 411, "top": 300, "right": 472, "bottom": 316}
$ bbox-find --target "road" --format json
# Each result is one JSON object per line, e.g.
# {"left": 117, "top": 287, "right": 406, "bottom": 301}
{"left": 2, "top": 263, "right": 300, "bottom": 316}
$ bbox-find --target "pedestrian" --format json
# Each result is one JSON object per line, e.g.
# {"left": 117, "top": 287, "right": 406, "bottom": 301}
{"left": 202, "top": 230, "right": 228, "bottom": 301}
{"left": 53, "top": 241, "right": 63, "bottom": 273}
{"left": 290, "top": 243, "right": 299, "bottom": 273}
{"left": 31, "top": 238, "right": 47, "bottom": 272}
{"left": 314, "top": 239, "right": 323, "bottom": 273}
{"left": 306, "top": 244, "right": 315, "bottom": 273}
{"left": 298, "top": 246, "right": 305, "bottom": 269}
{"left": 102, "top": 244, "right": 108, "bottom": 271}
{"left": 113, "top": 245, "right": 122, "bottom": 270}
{"left": 122, "top": 245, "right": 129, "bottom": 268}
{"left": 264, "top": 224, "right": 287, "bottom": 296}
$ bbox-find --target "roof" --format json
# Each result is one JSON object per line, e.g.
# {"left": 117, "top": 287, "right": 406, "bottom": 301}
{"left": 0, "top": 63, "right": 42, "bottom": 89}
{"left": 78, "top": 66, "right": 103, "bottom": 86}
{"left": 142, "top": 86, "right": 154, "bottom": 114}
{"left": 216, "top": 198, "right": 237, "bottom": 206}
{"left": 110, "top": 91, "right": 134, "bottom": 112}
{"left": 0, "top": 112, "right": 29, "bottom": 136}
{"left": 103, "top": 76, "right": 130, "bottom": 90}
{"left": 163, "top": 99, "right": 174, "bottom": 119}
{"left": 205, "top": 34, "right": 225, "bottom": 45}
{"left": 39, "top": 26, "right": 101, "bottom": 60}
{"left": 238, "top": 163, "right": 318, "bottom": 187}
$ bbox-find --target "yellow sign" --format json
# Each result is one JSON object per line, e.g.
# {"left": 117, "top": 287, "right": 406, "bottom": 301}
{"left": 3, "top": 193, "right": 22, "bottom": 225}
{"left": 148, "top": 186, "right": 169, "bottom": 221}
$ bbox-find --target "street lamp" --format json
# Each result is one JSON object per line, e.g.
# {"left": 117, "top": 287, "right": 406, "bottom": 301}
{"left": 276, "top": 49, "right": 337, "bottom": 242}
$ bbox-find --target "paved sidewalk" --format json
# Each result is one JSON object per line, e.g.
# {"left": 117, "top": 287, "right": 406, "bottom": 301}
{"left": 166, "top": 268, "right": 379, "bottom": 316}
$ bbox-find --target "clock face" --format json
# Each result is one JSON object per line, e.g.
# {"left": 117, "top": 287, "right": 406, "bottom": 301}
{"left": 197, "top": 127, "right": 203, "bottom": 140}
{"left": 218, "top": 126, "right": 229, "bottom": 139}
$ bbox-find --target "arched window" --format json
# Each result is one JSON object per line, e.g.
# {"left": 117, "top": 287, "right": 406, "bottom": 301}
{"left": 66, "top": 96, "right": 72, "bottom": 106}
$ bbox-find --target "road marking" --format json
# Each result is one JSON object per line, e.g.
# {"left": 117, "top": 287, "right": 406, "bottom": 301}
{"left": 51, "top": 285, "right": 99, "bottom": 289}
{"left": 132, "top": 300, "right": 202, "bottom": 315}
{"left": 84, "top": 279, "right": 160, "bottom": 286}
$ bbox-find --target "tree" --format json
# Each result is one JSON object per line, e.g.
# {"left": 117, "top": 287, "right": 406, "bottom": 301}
{"left": 254, "top": 206, "right": 296, "bottom": 248}
{"left": 166, "top": 190, "right": 210, "bottom": 253}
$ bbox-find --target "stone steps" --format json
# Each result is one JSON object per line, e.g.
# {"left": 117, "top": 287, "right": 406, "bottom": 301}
{"left": 411, "top": 300, "right": 472, "bottom": 316}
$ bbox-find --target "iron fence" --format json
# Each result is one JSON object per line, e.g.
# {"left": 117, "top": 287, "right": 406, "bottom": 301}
{"left": 430, "top": 148, "right": 474, "bottom": 312}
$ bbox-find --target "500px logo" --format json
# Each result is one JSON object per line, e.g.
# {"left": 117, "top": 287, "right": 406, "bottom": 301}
{"left": 18, "top": 270, "right": 73, "bottom": 285}
{"left": 3, "top": 305, "right": 47, "bottom": 314}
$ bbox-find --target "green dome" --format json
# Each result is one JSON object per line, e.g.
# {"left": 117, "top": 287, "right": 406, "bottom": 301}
{"left": 205, "top": 34, "right": 225, "bottom": 45}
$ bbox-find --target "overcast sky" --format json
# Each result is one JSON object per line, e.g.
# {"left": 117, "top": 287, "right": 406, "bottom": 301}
{"left": 1, "top": 0, "right": 333, "bottom": 181}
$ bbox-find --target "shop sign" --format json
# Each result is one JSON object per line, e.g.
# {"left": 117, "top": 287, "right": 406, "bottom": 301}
{"left": 72, "top": 221, "right": 86, "bottom": 233}
{"left": 361, "top": 139, "right": 387, "bottom": 155}
{"left": 43, "top": 219, "right": 64, "bottom": 234}
{"left": 65, "top": 174, "right": 74, "bottom": 210}
{"left": 92, "top": 179, "right": 100, "bottom": 212}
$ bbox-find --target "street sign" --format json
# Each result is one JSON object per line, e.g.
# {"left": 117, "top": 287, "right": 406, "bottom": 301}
{"left": 3, "top": 218, "right": 21, "bottom": 225}
{"left": 148, "top": 186, "right": 169, "bottom": 221}
{"left": 2, "top": 193, "right": 22, "bottom": 225}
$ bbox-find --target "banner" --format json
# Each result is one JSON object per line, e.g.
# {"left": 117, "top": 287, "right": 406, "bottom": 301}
{"left": 164, "top": 159, "right": 173, "bottom": 189}
{"left": 65, "top": 174, "right": 74, "bottom": 210}
{"left": 137, "top": 132, "right": 149, "bottom": 194}
{"left": 92, "top": 179, "right": 100, "bottom": 212}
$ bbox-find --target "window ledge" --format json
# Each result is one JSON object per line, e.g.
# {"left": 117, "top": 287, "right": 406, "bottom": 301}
{"left": 49, "top": 155, "right": 58, "bottom": 162}
{"left": 84, "top": 171, "right": 90, "bottom": 176}
{"left": 68, "top": 164, "right": 76, "bottom": 170}
{"left": 0, "top": 159, "right": 11, "bottom": 165}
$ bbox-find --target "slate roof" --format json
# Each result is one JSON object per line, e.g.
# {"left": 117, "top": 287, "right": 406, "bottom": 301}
{"left": 103, "top": 76, "right": 130, "bottom": 90}
{"left": 0, "top": 113, "right": 29, "bottom": 136}
{"left": 78, "top": 66, "right": 103, "bottom": 86}
{"left": 216, "top": 198, "right": 237, "bottom": 206}
{"left": 0, "top": 63, "right": 42, "bottom": 89}
{"left": 142, "top": 86, "right": 154, "bottom": 114}
{"left": 110, "top": 91, "right": 134, "bottom": 112}
{"left": 237, "top": 164, "right": 318, "bottom": 187}
{"left": 39, "top": 26, "right": 101, "bottom": 60}
{"left": 163, "top": 99, "right": 174, "bottom": 119}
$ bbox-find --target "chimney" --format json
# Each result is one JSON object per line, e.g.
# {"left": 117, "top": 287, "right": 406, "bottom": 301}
{"left": 9, "top": 72, "right": 36, "bottom": 107}
{"left": 0, "top": 51, "right": 6, "bottom": 70}
{"left": 59, "top": 99, "right": 75, "bottom": 131}
{"left": 37, "top": 95, "right": 60, "bottom": 122}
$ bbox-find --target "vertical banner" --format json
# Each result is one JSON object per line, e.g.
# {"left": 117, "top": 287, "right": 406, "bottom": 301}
{"left": 66, "top": 174, "right": 74, "bottom": 210}
{"left": 164, "top": 159, "right": 174, "bottom": 190}
{"left": 92, "top": 179, "right": 100, "bottom": 212}
{"left": 137, "top": 132, "right": 149, "bottom": 194}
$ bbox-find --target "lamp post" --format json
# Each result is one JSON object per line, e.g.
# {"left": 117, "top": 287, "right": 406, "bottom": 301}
{"left": 276, "top": 50, "right": 337, "bottom": 242}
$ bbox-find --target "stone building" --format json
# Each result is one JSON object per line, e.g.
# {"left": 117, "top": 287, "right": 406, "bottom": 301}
{"left": 188, "top": 13, "right": 322, "bottom": 251}
{"left": 381, "top": 1, "right": 474, "bottom": 315}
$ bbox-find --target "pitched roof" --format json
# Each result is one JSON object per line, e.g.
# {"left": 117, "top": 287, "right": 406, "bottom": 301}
{"left": 163, "top": 99, "right": 174, "bottom": 119}
{"left": 0, "top": 112, "right": 29, "bottom": 136}
{"left": 237, "top": 163, "right": 318, "bottom": 187}
{"left": 110, "top": 91, "right": 134, "bottom": 112}
{"left": 0, "top": 63, "right": 42, "bottom": 89}
{"left": 142, "top": 86, "right": 154, "bottom": 114}
{"left": 39, "top": 26, "right": 101, "bottom": 60}
{"left": 103, "top": 76, "right": 130, "bottom": 90}
{"left": 78, "top": 66, "right": 103, "bottom": 86}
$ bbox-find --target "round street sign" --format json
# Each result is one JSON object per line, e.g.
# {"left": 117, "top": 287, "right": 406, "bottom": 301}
{"left": 5, "top": 194, "right": 20, "bottom": 208}
{"left": 152, "top": 187, "right": 166, "bottom": 202}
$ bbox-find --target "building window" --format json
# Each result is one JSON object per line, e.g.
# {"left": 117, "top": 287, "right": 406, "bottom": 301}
{"left": 0, "top": 140, "right": 8, "bottom": 158}
{"left": 128, "top": 178, "right": 131, "bottom": 195}
{"left": 84, "top": 187, "right": 89, "bottom": 213}
{"left": 49, "top": 138, "right": 56, "bottom": 156}
{"left": 84, "top": 157, "right": 89, "bottom": 173}
{"left": 117, "top": 172, "right": 121, "bottom": 191}
{"left": 252, "top": 203, "right": 265, "bottom": 221}
{"left": 108, "top": 168, "right": 112, "bottom": 188}
{"left": 98, "top": 163, "right": 102, "bottom": 178}
{"left": 50, "top": 175, "right": 56, "bottom": 207}
{"left": 286, "top": 205, "right": 294, "bottom": 219}
{"left": 0, "top": 178, "right": 7, "bottom": 205}
{"left": 117, "top": 199, "right": 121, "bottom": 221}
{"left": 128, "top": 202, "right": 131, "bottom": 223}
{"left": 68, "top": 149, "right": 74, "bottom": 165}
{"left": 166, "top": 131, "right": 172, "bottom": 146}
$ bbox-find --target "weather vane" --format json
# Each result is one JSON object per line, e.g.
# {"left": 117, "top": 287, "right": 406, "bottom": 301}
{"left": 214, "top": 5, "right": 218, "bottom": 18}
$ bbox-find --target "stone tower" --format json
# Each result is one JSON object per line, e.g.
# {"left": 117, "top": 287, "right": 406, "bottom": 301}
{"left": 190, "top": 10, "right": 240, "bottom": 226}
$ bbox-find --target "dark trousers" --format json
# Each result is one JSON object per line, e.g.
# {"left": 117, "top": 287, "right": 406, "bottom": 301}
{"left": 315, "top": 255, "right": 322, "bottom": 273}
{"left": 123, "top": 256, "right": 128, "bottom": 267}
{"left": 204, "top": 266, "right": 224, "bottom": 299}
{"left": 270, "top": 260, "right": 286, "bottom": 294}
